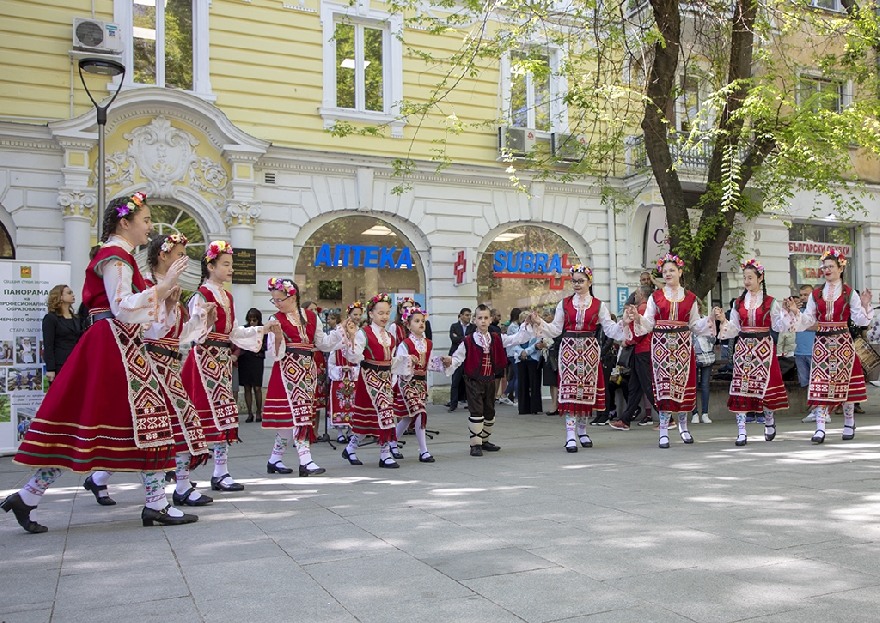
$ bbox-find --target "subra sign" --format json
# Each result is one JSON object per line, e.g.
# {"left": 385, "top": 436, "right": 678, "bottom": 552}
{"left": 492, "top": 250, "right": 575, "bottom": 290}
{"left": 314, "top": 244, "right": 414, "bottom": 269}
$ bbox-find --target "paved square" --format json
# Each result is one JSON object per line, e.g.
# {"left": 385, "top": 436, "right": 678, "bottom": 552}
{"left": 3, "top": 392, "right": 880, "bottom": 623}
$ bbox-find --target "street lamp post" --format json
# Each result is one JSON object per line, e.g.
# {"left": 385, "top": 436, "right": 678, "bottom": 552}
{"left": 77, "top": 58, "right": 126, "bottom": 242}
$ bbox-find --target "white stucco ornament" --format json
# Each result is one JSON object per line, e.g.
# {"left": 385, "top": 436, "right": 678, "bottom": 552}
{"left": 105, "top": 115, "right": 229, "bottom": 208}
{"left": 58, "top": 190, "right": 97, "bottom": 219}
{"left": 225, "top": 201, "right": 262, "bottom": 227}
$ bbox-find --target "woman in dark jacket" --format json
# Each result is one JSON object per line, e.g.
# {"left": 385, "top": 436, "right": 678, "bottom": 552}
{"left": 42, "top": 284, "right": 83, "bottom": 382}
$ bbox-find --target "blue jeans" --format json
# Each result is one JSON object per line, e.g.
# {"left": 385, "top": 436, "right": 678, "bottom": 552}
{"left": 693, "top": 363, "right": 712, "bottom": 415}
{"left": 506, "top": 356, "right": 518, "bottom": 398}
{"left": 795, "top": 355, "right": 811, "bottom": 388}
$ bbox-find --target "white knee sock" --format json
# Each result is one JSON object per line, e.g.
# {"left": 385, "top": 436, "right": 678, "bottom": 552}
{"left": 213, "top": 442, "right": 235, "bottom": 485}
{"left": 414, "top": 425, "right": 428, "bottom": 455}
{"left": 735, "top": 413, "right": 747, "bottom": 441}
{"left": 269, "top": 429, "right": 293, "bottom": 467}
{"left": 565, "top": 415, "right": 577, "bottom": 443}
{"left": 815, "top": 406, "right": 827, "bottom": 433}
{"left": 295, "top": 437, "right": 313, "bottom": 467}
{"left": 346, "top": 434, "right": 361, "bottom": 458}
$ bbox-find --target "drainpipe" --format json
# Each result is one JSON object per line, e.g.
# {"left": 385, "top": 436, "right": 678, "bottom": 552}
{"left": 607, "top": 205, "right": 618, "bottom": 306}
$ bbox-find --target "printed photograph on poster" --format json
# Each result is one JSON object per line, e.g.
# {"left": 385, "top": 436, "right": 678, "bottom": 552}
{"left": 0, "top": 341, "right": 12, "bottom": 365}
{"left": 15, "top": 336, "right": 38, "bottom": 365}
{"left": 8, "top": 367, "right": 42, "bottom": 392}
{"left": 15, "top": 406, "right": 36, "bottom": 441}
{"left": 0, "top": 395, "right": 9, "bottom": 423}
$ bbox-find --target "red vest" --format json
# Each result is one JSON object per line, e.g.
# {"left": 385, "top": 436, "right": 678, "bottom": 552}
{"left": 812, "top": 284, "right": 853, "bottom": 323}
{"left": 276, "top": 309, "right": 318, "bottom": 347}
{"left": 198, "top": 285, "right": 235, "bottom": 336}
{"left": 651, "top": 288, "right": 697, "bottom": 322}
{"left": 82, "top": 245, "right": 146, "bottom": 312}
{"left": 401, "top": 336, "right": 433, "bottom": 376}
{"left": 562, "top": 295, "right": 602, "bottom": 332}
{"left": 735, "top": 294, "right": 774, "bottom": 329}
{"left": 463, "top": 332, "right": 507, "bottom": 380}
{"left": 362, "top": 326, "right": 396, "bottom": 364}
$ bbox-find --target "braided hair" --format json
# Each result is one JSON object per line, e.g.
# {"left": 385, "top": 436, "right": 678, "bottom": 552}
{"left": 146, "top": 235, "right": 164, "bottom": 273}
{"left": 101, "top": 195, "right": 143, "bottom": 243}
{"left": 268, "top": 277, "right": 305, "bottom": 328}
{"left": 737, "top": 265, "right": 768, "bottom": 309}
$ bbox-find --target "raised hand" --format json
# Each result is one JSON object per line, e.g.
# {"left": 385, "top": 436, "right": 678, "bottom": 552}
{"left": 165, "top": 256, "right": 188, "bottom": 284}
{"left": 440, "top": 355, "right": 452, "bottom": 367}
{"left": 861, "top": 288, "right": 872, "bottom": 311}
{"left": 166, "top": 285, "right": 181, "bottom": 307}
{"left": 712, "top": 307, "right": 725, "bottom": 322}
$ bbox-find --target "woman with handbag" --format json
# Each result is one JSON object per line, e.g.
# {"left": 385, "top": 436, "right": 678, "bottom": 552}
{"left": 691, "top": 300, "right": 716, "bottom": 426}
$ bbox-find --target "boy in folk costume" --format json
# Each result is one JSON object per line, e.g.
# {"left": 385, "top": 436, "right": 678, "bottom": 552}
{"left": 262, "top": 278, "right": 350, "bottom": 476}
{"left": 713, "top": 260, "right": 790, "bottom": 446}
{"left": 340, "top": 293, "right": 411, "bottom": 468}
{"left": 388, "top": 307, "right": 453, "bottom": 463}
{"left": 448, "top": 304, "right": 537, "bottom": 456}
{"left": 782, "top": 249, "right": 873, "bottom": 443}
{"left": 6, "top": 194, "right": 199, "bottom": 532}
{"left": 182, "top": 241, "right": 279, "bottom": 491}
{"left": 536, "top": 265, "right": 629, "bottom": 451}
{"left": 85, "top": 233, "right": 216, "bottom": 507}
{"left": 328, "top": 302, "right": 363, "bottom": 443}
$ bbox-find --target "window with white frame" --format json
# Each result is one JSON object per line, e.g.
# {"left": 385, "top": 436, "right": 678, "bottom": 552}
{"left": 113, "top": 0, "right": 212, "bottom": 97}
{"left": 677, "top": 75, "right": 700, "bottom": 134}
{"left": 320, "top": 0, "right": 405, "bottom": 138}
{"left": 811, "top": 0, "right": 842, "bottom": 11}
{"left": 798, "top": 75, "right": 845, "bottom": 113}
{"left": 501, "top": 47, "right": 568, "bottom": 134}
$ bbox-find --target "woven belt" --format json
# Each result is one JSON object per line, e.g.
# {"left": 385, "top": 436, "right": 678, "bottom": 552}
{"left": 817, "top": 328, "right": 848, "bottom": 337}
{"left": 285, "top": 347, "right": 314, "bottom": 357}
{"left": 562, "top": 331, "right": 595, "bottom": 338}
{"left": 361, "top": 361, "right": 391, "bottom": 371}
{"left": 202, "top": 338, "right": 232, "bottom": 348}
{"left": 739, "top": 331, "right": 770, "bottom": 339}
{"left": 145, "top": 343, "right": 183, "bottom": 361}
{"left": 412, "top": 374, "right": 427, "bottom": 381}
{"left": 654, "top": 325, "right": 689, "bottom": 333}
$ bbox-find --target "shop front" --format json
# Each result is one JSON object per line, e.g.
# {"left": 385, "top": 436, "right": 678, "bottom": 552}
{"left": 788, "top": 222, "right": 856, "bottom": 290}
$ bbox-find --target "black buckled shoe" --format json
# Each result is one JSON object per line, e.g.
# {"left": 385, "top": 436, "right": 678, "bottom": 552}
{"left": 481, "top": 441, "right": 501, "bottom": 452}
{"left": 141, "top": 505, "right": 198, "bottom": 527}
{"left": 659, "top": 435, "right": 670, "bottom": 449}
{"left": 764, "top": 426, "right": 776, "bottom": 442}
{"left": 210, "top": 474, "right": 244, "bottom": 491}
{"left": 565, "top": 439, "right": 578, "bottom": 453}
{"left": 299, "top": 462, "right": 326, "bottom": 476}
{"left": 811, "top": 430, "right": 826, "bottom": 444}
{"left": 267, "top": 461, "right": 294, "bottom": 474}
{"left": 342, "top": 449, "right": 363, "bottom": 465}
{"left": 172, "top": 488, "right": 214, "bottom": 507}
{"left": 390, "top": 447, "right": 404, "bottom": 460}
{"left": 1, "top": 493, "right": 47, "bottom": 534}
{"left": 735, "top": 436, "right": 747, "bottom": 447}
{"left": 470, "top": 445, "right": 483, "bottom": 456}
{"left": 680, "top": 431, "right": 694, "bottom": 444}
{"left": 379, "top": 457, "right": 400, "bottom": 469}
{"left": 83, "top": 475, "right": 117, "bottom": 506}
{"left": 418, "top": 452, "right": 435, "bottom": 463}
{"left": 842, "top": 425, "right": 856, "bottom": 441}
{"left": 578, "top": 435, "right": 593, "bottom": 448}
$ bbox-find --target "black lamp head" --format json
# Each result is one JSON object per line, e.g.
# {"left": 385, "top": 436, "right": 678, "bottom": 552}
{"left": 78, "top": 58, "right": 125, "bottom": 77}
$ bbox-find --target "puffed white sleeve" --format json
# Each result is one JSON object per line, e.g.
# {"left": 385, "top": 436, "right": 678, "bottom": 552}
{"left": 101, "top": 259, "right": 165, "bottom": 326}
{"left": 789, "top": 296, "right": 818, "bottom": 332}
{"left": 395, "top": 342, "right": 414, "bottom": 379}
{"left": 315, "top": 323, "right": 347, "bottom": 353}
{"left": 770, "top": 299, "right": 790, "bottom": 334}
{"left": 142, "top": 304, "right": 178, "bottom": 341}
{"left": 501, "top": 322, "right": 534, "bottom": 349}
{"left": 849, "top": 290, "right": 875, "bottom": 327}
{"left": 446, "top": 342, "right": 466, "bottom": 377}
{"left": 718, "top": 310, "right": 742, "bottom": 340}
{"left": 632, "top": 297, "right": 657, "bottom": 337}
{"left": 688, "top": 300, "right": 715, "bottom": 337}
{"left": 598, "top": 302, "right": 626, "bottom": 341}
{"left": 538, "top": 303, "right": 565, "bottom": 339}
{"left": 344, "top": 329, "right": 368, "bottom": 364}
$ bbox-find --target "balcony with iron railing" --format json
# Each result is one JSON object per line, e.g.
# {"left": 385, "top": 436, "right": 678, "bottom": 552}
{"left": 624, "top": 134, "right": 717, "bottom": 175}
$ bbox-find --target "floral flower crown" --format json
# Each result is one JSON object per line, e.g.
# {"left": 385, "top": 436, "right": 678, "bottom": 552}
{"left": 402, "top": 307, "right": 427, "bottom": 322}
{"left": 657, "top": 253, "right": 685, "bottom": 271}
{"left": 116, "top": 192, "right": 147, "bottom": 218}
{"left": 820, "top": 248, "right": 847, "bottom": 267}
{"left": 267, "top": 277, "right": 297, "bottom": 297}
{"left": 206, "top": 240, "right": 233, "bottom": 261}
{"left": 347, "top": 301, "right": 364, "bottom": 314}
{"left": 367, "top": 293, "right": 393, "bottom": 312}
{"left": 741, "top": 258, "right": 764, "bottom": 275}
{"left": 160, "top": 233, "right": 188, "bottom": 254}
{"left": 397, "top": 296, "right": 415, "bottom": 309}
{"left": 569, "top": 264, "right": 593, "bottom": 279}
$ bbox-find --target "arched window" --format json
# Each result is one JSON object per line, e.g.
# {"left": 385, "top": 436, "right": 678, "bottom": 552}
{"left": 0, "top": 221, "right": 14, "bottom": 259}
{"left": 133, "top": 203, "right": 206, "bottom": 291}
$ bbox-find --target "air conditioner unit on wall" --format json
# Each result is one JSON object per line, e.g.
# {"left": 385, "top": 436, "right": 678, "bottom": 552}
{"left": 551, "top": 132, "right": 587, "bottom": 163}
{"left": 498, "top": 126, "right": 537, "bottom": 158}
{"left": 73, "top": 18, "right": 124, "bottom": 54}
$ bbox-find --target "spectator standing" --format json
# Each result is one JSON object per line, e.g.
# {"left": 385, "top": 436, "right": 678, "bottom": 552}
{"left": 500, "top": 308, "right": 523, "bottom": 406}
{"left": 794, "top": 284, "right": 819, "bottom": 420}
{"left": 691, "top": 321, "right": 715, "bottom": 425}
{"left": 513, "top": 335, "right": 543, "bottom": 414}
{"left": 42, "top": 284, "right": 83, "bottom": 383}
{"left": 238, "top": 308, "right": 268, "bottom": 423}
{"left": 446, "top": 307, "right": 472, "bottom": 411}
{"left": 541, "top": 310, "right": 560, "bottom": 415}
{"left": 610, "top": 286, "right": 658, "bottom": 430}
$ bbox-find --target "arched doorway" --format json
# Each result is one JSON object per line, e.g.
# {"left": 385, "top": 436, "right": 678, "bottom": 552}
{"left": 477, "top": 225, "right": 584, "bottom": 313}
{"left": 0, "top": 221, "right": 14, "bottom": 259}
{"left": 294, "top": 215, "right": 425, "bottom": 315}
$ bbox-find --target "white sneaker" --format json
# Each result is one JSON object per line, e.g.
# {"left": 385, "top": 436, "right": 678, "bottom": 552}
{"left": 802, "top": 414, "right": 816, "bottom": 422}
{"left": 499, "top": 396, "right": 514, "bottom": 406}
{"left": 701, "top": 414, "right": 712, "bottom": 424}
{"left": 691, "top": 414, "right": 700, "bottom": 424}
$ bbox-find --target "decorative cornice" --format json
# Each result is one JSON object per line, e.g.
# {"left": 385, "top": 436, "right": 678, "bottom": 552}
{"left": 225, "top": 201, "right": 261, "bottom": 227}
{"left": 0, "top": 139, "right": 62, "bottom": 153}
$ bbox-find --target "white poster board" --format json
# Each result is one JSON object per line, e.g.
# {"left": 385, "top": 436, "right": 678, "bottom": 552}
{"left": 0, "top": 260, "right": 72, "bottom": 455}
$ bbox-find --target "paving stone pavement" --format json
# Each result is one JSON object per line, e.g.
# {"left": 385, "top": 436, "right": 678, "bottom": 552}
{"left": 3, "top": 390, "right": 880, "bottom": 623}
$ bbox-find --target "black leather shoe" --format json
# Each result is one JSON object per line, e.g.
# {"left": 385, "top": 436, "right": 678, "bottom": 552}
{"left": 447, "top": 405, "right": 457, "bottom": 412}
{"left": 245, "top": 414, "right": 254, "bottom": 423}
{"left": 735, "top": 436, "right": 747, "bottom": 447}
{"left": 172, "top": 488, "right": 213, "bottom": 506}
{"left": 764, "top": 426, "right": 776, "bottom": 442}
{"left": 419, "top": 452, "right": 435, "bottom": 463}
{"left": 299, "top": 462, "right": 326, "bottom": 476}
{"left": 342, "top": 449, "right": 363, "bottom": 465}
{"left": 390, "top": 447, "right": 404, "bottom": 460}
{"left": 565, "top": 440, "right": 578, "bottom": 453}
{"left": 680, "top": 431, "right": 695, "bottom": 444}
{"left": 141, "top": 505, "right": 198, "bottom": 527}
{"left": 481, "top": 441, "right": 501, "bottom": 452}
{"left": 379, "top": 458, "right": 399, "bottom": 469}
{"left": 210, "top": 474, "right": 244, "bottom": 491}
{"left": 1, "top": 493, "right": 47, "bottom": 533}
{"left": 843, "top": 425, "right": 856, "bottom": 441}
{"left": 470, "top": 445, "right": 483, "bottom": 456}
{"left": 546, "top": 410, "right": 560, "bottom": 416}
{"left": 336, "top": 434, "right": 348, "bottom": 443}
{"left": 83, "top": 475, "right": 117, "bottom": 506}
{"left": 267, "top": 461, "right": 294, "bottom": 474}
{"left": 658, "top": 435, "right": 670, "bottom": 449}
{"left": 255, "top": 415, "right": 262, "bottom": 422}
{"left": 811, "top": 431, "right": 826, "bottom": 444}
{"left": 578, "top": 435, "right": 593, "bottom": 448}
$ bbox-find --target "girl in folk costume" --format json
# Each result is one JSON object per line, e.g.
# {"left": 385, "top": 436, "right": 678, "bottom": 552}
{"left": 388, "top": 308, "right": 453, "bottom": 463}
{"left": 626, "top": 254, "right": 716, "bottom": 449}
{"left": 5, "top": 194, "right": 199, "bottom": 532}
{"left": 782, "top": 250, "right": 873, "bottom": 443}
{"left": 182, "top": 241, "right": 277, "bottom": 492}
{"left": 85, "top": 234, "right": 217, "bottom": 507}
{"left": 713, "top": 260, "right": 790, "bottom": 447}
{"left": 536, "top": 265, "right": 628, "bottom": 452}
{"left": 262, "top": 278, "right": 349, "bottom": 476}
{"left": 328, "top": 302, "right": 363, "bottom": 443}
{"left": 340, "top": 293, "right": 411, "bottom": 468}
{"left": 390, "top": 297, "right": 415, "bottom": 344}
